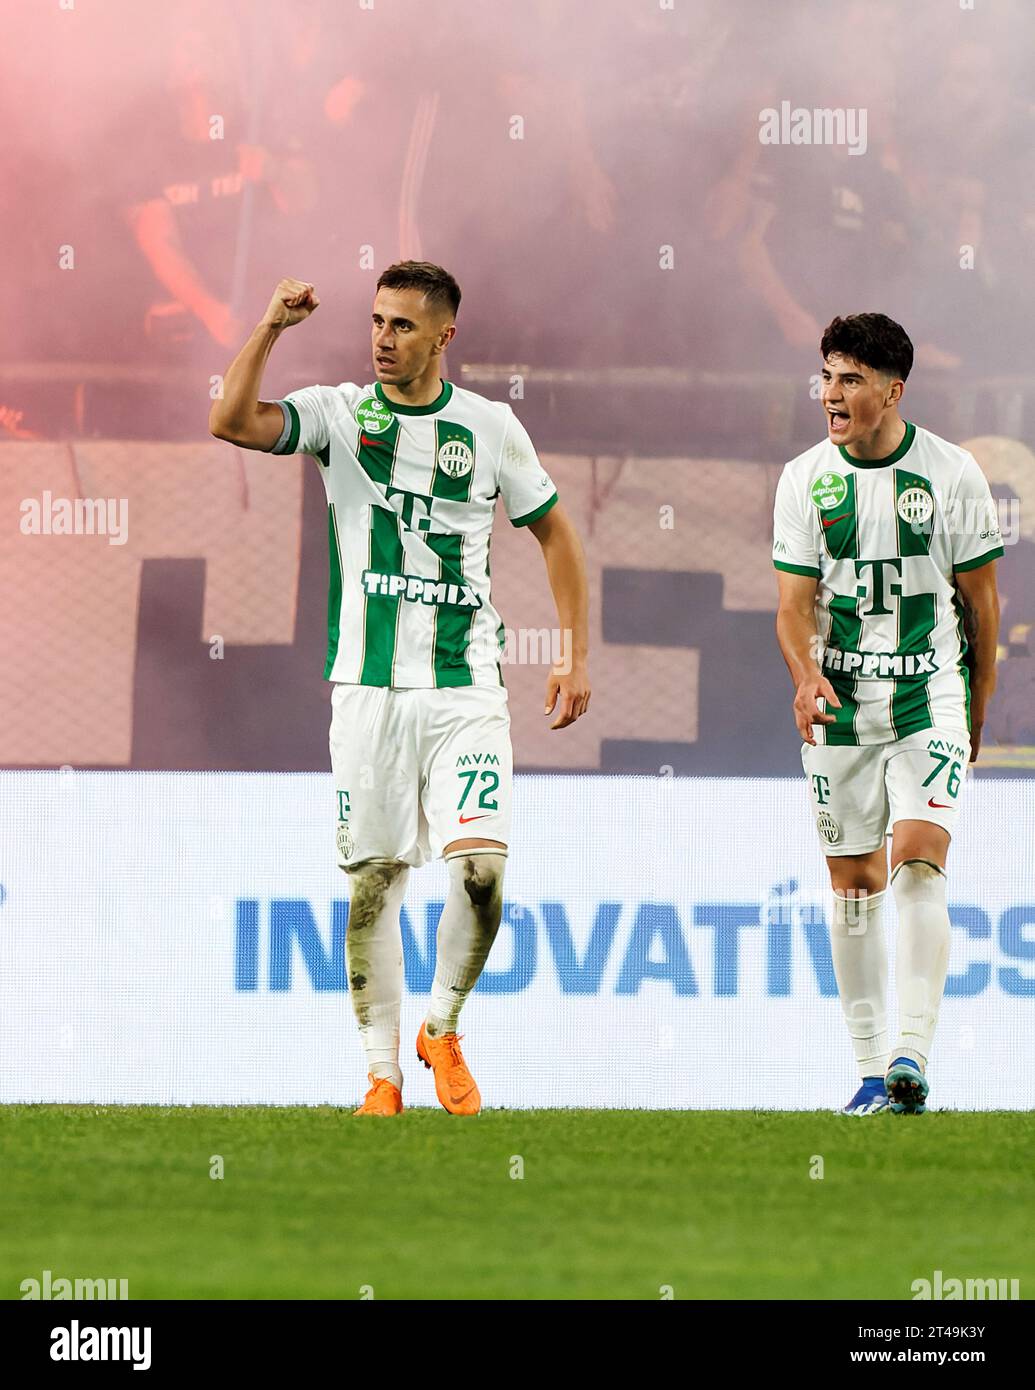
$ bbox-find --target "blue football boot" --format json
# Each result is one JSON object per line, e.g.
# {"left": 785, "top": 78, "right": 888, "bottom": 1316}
{"left": 842, "top": 1076, "right": 890, "bottom": 1115}
{"left": 885, "top": 1056, "right": 929, "bottom": 1115}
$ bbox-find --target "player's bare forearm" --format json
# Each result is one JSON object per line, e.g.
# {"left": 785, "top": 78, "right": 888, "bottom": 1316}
{"left": 530, "top": 504, "right": 589, "bottom": 668}
{"left": 776, "top": 603, "right": 821, "bottom": 686}
{"left": 775, "top": 570, "right": 840, "bottom": 743}
{"left": 209, "top": 322, "right": 287, "bottom": 448}
{"left": 955, "top": 559, "right": 1000, "bottom": 759}
{"left": 528, "top": 503, "right": 590, "bottom": 728}
{"left": 209, "top": 279, "right": 319, "bottom": 449}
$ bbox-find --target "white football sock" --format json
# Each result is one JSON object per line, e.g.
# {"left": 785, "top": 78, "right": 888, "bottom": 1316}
{"left": 830, "top": 888, "right": 889, "bottom": 1079}
{"left": 425, "top": 850, "right": 507, "bottom": 1038}
{"left": 891, "top": 859, "right": 950, "bottom": 1070}
{"left": 345, "top": 858, "right": 410, "bottom": 1089}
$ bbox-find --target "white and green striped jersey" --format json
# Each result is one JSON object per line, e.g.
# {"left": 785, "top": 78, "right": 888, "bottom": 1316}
{"left": 271, "top": 379, "right": 558, "bottom": 687}
{"left": 773, "top": 421, "right": 1003, "bottom": 745}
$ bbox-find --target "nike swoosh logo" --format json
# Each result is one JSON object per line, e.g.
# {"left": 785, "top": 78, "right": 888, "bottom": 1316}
{"left": 821, "top": 512, "right": 851, "bottom": 529}
{"left": 458, "top": 813, "right": 489, "bottom": 824}
{"left": 928, "top": 798, "right": 952, "bottom": 809}
{"left": 360, "top": 434, "right": 387, "bottom": 446}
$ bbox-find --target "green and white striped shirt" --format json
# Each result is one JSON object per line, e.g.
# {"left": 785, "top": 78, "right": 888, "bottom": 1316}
{"left": 773, "top": 422, "right": 1003, "bottom": 745}
{"left": 272, "top": 379, "right": 558, "bottom": 687}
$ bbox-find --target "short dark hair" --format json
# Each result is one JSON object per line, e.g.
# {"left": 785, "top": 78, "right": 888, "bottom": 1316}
{"left": 376, "top": 260, "right": 461, "bottom": 318}
{"left": 820, "top": 313, "right": 914, "bottom": 381}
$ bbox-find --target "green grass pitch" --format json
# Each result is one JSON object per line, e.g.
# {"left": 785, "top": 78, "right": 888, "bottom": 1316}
{"left": 3, "top": 1107, "right": 1032, "bottom": 1300}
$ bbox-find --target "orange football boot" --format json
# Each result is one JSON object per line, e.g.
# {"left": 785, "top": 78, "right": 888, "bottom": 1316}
{"left": 416, "top": 1023, "right": 481, "bottom": 1115}
{"left": 353, "top": 1074, "right": 403, "bottom": 1116}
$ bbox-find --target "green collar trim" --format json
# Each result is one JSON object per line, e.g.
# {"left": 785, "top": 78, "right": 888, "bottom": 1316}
{"left": 375, "top": 379, "right": 453, "bottom": 415}
{"left": 838, "top": 420, "right": 916, "bottom": 469}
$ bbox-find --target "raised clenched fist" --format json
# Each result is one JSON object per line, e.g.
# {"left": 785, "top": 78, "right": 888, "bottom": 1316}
{"left": 262, "top": 278, "right": 320, "bottom": 329}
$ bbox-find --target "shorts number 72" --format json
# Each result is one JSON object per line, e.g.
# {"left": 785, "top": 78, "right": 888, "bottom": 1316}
{"left": 457, "top": 769, "right": 499, "bottom": 812}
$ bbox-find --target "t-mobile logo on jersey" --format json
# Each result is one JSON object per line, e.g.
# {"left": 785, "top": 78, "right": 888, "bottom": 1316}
{"left": 383, "top": 486, "right": 436, "bottom": 533}
{"left": 854, "top": 558, "right": 902, "bottom": 616}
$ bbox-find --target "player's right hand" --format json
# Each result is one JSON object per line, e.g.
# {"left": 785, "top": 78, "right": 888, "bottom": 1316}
{"left": 262, "top": 278, "right": 320, "bottom": 330}
{"left": 794, "top": 675, "right": 842, "bottom": 745}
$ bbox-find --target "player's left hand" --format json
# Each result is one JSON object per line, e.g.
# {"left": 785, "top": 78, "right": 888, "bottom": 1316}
{"left": 968, "top": 690, "right": 992, "bottom": 762}
{"left": 968, "top": 717, "right": 984, "bottom": 763}
{"left": 544, "top": 664, "right": 591, "bottom": 730}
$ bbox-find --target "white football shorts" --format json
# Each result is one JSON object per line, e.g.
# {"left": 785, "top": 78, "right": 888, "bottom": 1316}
{"left": 801, "top": 726, "right": 971, "bottom": 856}
{"left": 329, "top": 683, "right": 512, "bottom": 869}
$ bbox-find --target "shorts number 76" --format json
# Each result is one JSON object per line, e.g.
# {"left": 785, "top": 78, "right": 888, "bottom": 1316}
{"left": 922, "top": 752, "right": 961, "bottom": 799}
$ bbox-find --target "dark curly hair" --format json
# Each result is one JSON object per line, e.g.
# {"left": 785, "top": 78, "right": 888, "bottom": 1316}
{"left": 820, "top": 313, "right": 914, "bottom": 381}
